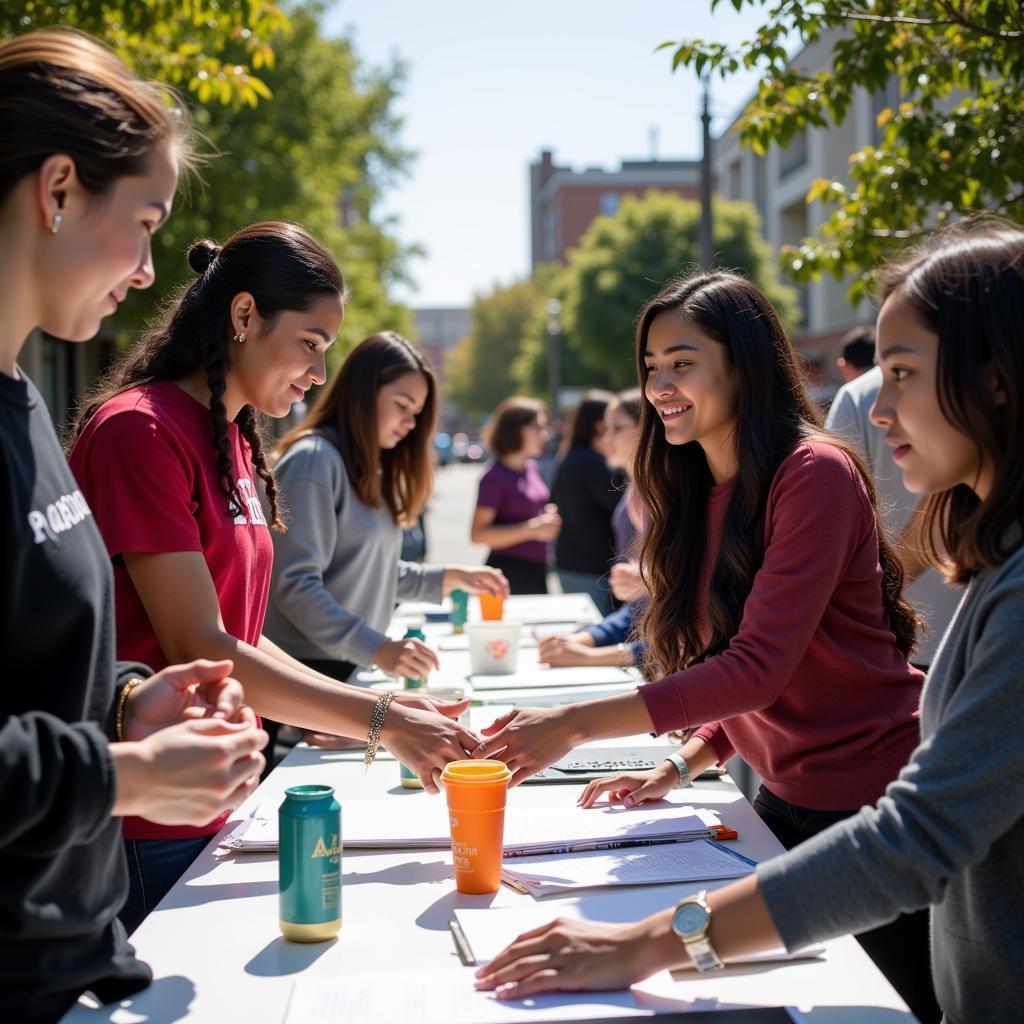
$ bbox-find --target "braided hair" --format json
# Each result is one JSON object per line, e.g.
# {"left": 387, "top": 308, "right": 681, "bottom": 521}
{"left": 69, "top": 221, "right": 345, "bottom": 530}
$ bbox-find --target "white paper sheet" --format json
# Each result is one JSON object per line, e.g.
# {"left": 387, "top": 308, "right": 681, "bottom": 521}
{"left": 501, "top": 840, "right": 756, "bottom": 898}
{"left": 221, "top": 797, "right": 724, "bottom": 855}
{"left": 284, "top": 968, "right": 786, "bottom": 1024}
{"left": 455, "top": 903, "right": 825, "bottom": 967}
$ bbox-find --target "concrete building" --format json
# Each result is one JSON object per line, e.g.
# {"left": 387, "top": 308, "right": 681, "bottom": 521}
{"left": 411, "top": 306, "right": 470, "bottom": 381}
{"left": 713, "top": 26, "right": 896, "bottom": 392}
{"left": 529, "top": 149, "right": 701, "bottom": 269}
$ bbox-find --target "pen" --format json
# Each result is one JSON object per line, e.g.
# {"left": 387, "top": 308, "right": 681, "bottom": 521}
{"left": 501, "top": 832, "right": 720, "bottom": 860}
{"left": 448, "top": 918, "right": 476, "bottom": 965}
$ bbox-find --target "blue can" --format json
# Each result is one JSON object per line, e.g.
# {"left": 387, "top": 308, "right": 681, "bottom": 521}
{"left": 278, "top": 784, "right": 341, "bottom": 942}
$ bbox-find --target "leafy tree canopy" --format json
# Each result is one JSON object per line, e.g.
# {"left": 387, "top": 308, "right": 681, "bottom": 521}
{"left": 665, "top": 0, "right": 1024, "bottom": 297}
{"left": 532, "top": 191, "right": 799, "bottom": 390}
{"left": 2, "top": 0, "right": 288, "bottom": 108}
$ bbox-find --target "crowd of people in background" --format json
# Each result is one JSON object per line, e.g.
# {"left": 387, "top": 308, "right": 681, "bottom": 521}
{"left": 3, "top": 25, "right": 1023, "bottom": 1024}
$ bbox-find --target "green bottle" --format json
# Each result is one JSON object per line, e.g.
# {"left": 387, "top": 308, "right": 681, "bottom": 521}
{"left": 278, "top": 784, "right": 341, "bottom": 942}
{"left": 400, "top": 621, "right": 427, "bottom": 788}
{"left": 450, "top": 588, "right": 469, "bottom": 634}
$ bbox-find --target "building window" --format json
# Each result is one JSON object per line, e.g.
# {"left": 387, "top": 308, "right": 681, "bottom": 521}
{"left": 599, "top": 192, "right": 620, "bottom": 217}
{"left": 778, "top": 128, "right": 808, "bottom": 179}
{"left": 728, "top": 159, "right": 742, "bottom": 199}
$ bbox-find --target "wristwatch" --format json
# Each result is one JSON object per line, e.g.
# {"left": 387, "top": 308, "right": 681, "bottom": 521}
{"left": 671, "top": 890, "right": 723, "bottom": 972}
{"left": 665, "top": 752, "right": 692, "bottom": 788}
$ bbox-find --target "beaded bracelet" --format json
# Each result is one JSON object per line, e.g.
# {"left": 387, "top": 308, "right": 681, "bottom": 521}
{"left": 364, "top": 691, "right": 398, "bottom": 771}
{"left": 115, "top": 678, "right": 146, "bottom": 742}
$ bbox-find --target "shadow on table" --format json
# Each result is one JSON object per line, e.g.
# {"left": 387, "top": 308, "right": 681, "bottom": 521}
{"left": 415, "top": 887, "right": 500, "bottom": 933}
{"left": 75, "top": 975, "right": 195, "bottom": 1023}
{"left": 163, "top": 878, "right": 280, "bottom": 910}
{"left": 343, "top": 857, "right": 452, "bottom": 887}
{"left": 245, "top": 935, "right": 337, "bottom": 977}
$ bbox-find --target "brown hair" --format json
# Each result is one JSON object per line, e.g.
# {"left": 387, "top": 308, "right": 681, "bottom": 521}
{"left": 275, "top": 331, "right": 437, "bottom": 525}
{"left": 633, "top": 270, "right": 918, "bottom": 677}
{"left": 876, "top": 222, "right": 1024, "bottom": 582}
{"left": 611, "top": 387, "right": 644, "bottom": 425}
{"left": 484, "top": 397, "right": 546, "bottom": 458}
{"left": 70, "top": 222, "right": 345, "bottom": 531}
{"left": 560, "top": 389, "right": 615, "bottom": 455}
{"left": 0, "top": 28, "right": 194, "bottom": 207}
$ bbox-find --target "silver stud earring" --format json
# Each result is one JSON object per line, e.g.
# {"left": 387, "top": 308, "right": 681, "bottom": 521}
{"left": 50, "top": 212, "right": 63, "bottom": 234}
{"left": 233, "top": 331, "right": 246, "bottom": 344}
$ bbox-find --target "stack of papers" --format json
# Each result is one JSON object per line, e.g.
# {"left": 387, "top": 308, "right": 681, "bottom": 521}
{"left": 500, "top": 840, "right": 757, "bottom": 899}
{"left": 221, "top": 798, "right": 725, "bottom": 857}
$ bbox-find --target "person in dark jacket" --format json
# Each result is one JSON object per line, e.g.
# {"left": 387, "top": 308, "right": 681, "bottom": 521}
{"left": 551, "top": 390, "right": 624, "bottom": 615}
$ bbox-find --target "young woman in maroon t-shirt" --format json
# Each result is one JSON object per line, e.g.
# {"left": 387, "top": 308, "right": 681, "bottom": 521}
{"left": 471, "top": 272, "right": 938, "bottom": 1020}
{"left": 68, "top": 222, "right": 481, "bottom": 931}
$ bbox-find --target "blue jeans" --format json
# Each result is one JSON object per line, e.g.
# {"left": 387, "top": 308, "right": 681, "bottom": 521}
{"left": 556, "top": 569, "right": 614, "bottom": 617}
{"left": 121, "top": 837, "right": 210, "bottom": 935}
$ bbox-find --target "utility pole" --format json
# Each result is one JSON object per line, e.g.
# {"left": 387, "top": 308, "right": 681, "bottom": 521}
{"left": 545, "top": 298, "right": 562, "bottom": 418}
{"left": 699, "top": 72, "right": 714, "bottom": 269}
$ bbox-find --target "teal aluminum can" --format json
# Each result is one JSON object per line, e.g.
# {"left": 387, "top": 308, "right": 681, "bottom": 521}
{"left": 278, "top": 784, "right": 341, "bottom": 942}
{"left": 400, "top": 624, "right": 428, "bottom": 787}
{"left": 450, "top": 588, "right": 469, "bottom": 633}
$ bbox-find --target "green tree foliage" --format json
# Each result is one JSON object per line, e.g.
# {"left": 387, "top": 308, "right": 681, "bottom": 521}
{"left": 2, "top": 0, "right": 287, "bottom": 108}
{"left": 133, "top": 3, "right": 414, "bottom": 356}
{"left": 4, "top": 2, "right": 414, "bottom": 358}
{"left": 517, "top": 192, "right": 798, "bottom": 390}
{"left": 445, "top": 279, "right": 544, "bottom": 419}
{"left": 665, "top": 0, "right": 1024, "bottom": 298}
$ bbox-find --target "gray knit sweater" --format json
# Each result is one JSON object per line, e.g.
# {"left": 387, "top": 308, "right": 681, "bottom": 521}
{"left": 264, "top": 433, "right": 444, "bottom": 668}
{"left": 759, "top": 538, "right": 1024, "bottom": 1024}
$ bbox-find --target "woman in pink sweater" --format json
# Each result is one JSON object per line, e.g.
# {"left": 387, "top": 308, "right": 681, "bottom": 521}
{"left": 473, "top": 271, "right": 937, "bottom": 1021}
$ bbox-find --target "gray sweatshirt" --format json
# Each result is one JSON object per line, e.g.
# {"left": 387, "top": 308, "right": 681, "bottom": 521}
{"left": 264, "top": 433, "right": 444, "bottom": 668}
{"left": 759, "top": 537, "right": 1024, "bottom": 1024}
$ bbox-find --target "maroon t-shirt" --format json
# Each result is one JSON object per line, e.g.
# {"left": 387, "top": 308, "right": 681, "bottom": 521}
{"left": 476, "top": 459, "right": 550, "bottom": 564}
{"left": 639, "top": 441, "right": 924, "bottom": 811}
{"left": 70, "top": 381, "right": 273, "bottom": 840}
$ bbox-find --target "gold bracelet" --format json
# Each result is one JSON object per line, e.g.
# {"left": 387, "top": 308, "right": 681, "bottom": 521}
{"left": 115, "top": 678, "right": 146, "bottom": 742}
{"left": 364, "top": 691, "right": 398, "bottom": 771}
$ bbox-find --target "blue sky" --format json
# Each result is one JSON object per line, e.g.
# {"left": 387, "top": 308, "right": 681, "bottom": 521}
{"left": 323, "top": 1, "right": 766, "bottom": 308}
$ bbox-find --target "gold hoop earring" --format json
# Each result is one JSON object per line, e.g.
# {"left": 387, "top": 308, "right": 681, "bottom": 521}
{"left": 233, "top": 332, "right": 246, "bottom": 344}
{"left": 50, "top": 212, "right": 63, "bottom": 234}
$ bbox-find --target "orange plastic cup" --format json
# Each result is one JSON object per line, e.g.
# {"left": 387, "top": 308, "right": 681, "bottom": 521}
{"left": 479, "top": 592, "right": 505, "bottom": 621}
{"left": 441, "top": 759, "right": 513, "bottom": 893}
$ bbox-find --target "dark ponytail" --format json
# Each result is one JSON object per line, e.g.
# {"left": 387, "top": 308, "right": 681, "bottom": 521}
{"left": 69, "top": 221, "right": 345, "bottom": 530}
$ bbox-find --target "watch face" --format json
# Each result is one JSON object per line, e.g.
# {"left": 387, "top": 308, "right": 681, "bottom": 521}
{"left": 673, "top": 902, "right": 708, "bottom": 938}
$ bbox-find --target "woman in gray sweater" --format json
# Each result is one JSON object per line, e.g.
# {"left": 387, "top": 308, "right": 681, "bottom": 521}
{"left": 266, "top": 331, "right": 506, "bottom": 685}
{"left": 474, "top": 223, "right": 1024, "bottom": 1024}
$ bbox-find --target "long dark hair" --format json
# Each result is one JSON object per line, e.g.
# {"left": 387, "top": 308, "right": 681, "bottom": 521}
{"left": 877, "top": 222, "right": 1024, "bottom": 583}
{"left": 561, "top": 389, "right": 614, "bottom": 454}
{"left": 69, "top": 221, "right": 345, "bottom": 531}
{"left": 0, "top": 28, "right": 194, "bottom": 207}
{"left": 275, "top": 331, "right": 437, "bottom": 525}
{"left": 633, "top": 270, "right": 917, "bottom": 676}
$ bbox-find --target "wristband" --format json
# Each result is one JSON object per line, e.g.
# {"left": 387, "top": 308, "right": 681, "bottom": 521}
{"left": 665, "top": 751, "right": 692, "bottom": 789}
{"left": 114, "top": 678, "right": 146, "bottom": 741}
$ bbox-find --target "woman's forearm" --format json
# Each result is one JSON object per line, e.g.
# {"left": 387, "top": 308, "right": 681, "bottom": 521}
{"left": 570, "top": 690, "right": 656, "bottom": 744}
{"left": 183, "top": 628, "right": 379, "bottom": 738}
{"left": 678, "top": 736, "right": 720, "bottom": 777}
{"left": 471, "top": 521, "right": 532, "bottom": 548}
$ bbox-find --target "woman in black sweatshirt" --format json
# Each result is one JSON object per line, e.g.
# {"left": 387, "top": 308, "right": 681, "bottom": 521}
{"left": 0, "top": 30, "right": 267, "bottom": 1022}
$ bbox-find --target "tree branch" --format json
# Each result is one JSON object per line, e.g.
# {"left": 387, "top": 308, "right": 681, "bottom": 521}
{"left": 837, "top": 4, "right": 1024, "bottom": 41}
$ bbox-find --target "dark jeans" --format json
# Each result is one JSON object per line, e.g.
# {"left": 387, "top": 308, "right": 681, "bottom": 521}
{"left": 121, "top": 836, "right": 210, "bottom": 935}
{"left": 302, "top": 657, "right": 358, "bottom": 683}
{"left": 754, "top": 785, "right": 941, "bottom": 1024}
{"left": 485, "top": 552, "right": 548, "bottom": 595}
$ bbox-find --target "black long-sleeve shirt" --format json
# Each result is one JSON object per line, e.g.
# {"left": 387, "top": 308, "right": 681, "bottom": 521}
{"left": 551, "top": 446, "right": 625, "bottom": 574}
{"left": 0, "top": 369, "right": 150, "bottom": 1022}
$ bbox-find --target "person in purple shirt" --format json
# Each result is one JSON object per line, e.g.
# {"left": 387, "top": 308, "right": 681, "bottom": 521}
{"left": 471, "top": 397, "right": 561, "bottom": 593}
